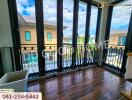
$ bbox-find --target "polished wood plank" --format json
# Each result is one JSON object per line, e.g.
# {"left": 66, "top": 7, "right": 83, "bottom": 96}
{"left": 27, "top": 67, "right": 132, "bottom": 100}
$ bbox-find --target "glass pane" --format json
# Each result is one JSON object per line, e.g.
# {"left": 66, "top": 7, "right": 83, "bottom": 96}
{"left": 89, "top": 6, "right": 98, "bottom": 44}
{"left": 77, "top": 2, "right": 87, "bottom": 45}
{"left": 63, "top": 0, "right": 74, "bottom": 44}
{"left": 109, "top": 0, "right": 132, "bottom": 46}
{"left": 106, "top": 0, "right": 132, "bottom": 69}
{"left": 43, "top": 0, "right": 57, "bottom": 71}
{"left": 16, "top": 0, "right": 39, "bottom": 74}
{"left": 63, "top": 0, "right": 74, "bottom": 68}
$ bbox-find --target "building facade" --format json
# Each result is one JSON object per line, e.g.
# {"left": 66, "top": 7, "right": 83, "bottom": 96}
{"left": 109, "top": 30, "right": 127, "bottom": 46}
{"left": 18, "top": 14, "right": 59, "bottom": 63}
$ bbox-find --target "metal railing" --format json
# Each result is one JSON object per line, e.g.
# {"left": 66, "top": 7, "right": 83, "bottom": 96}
{"left": 86, "top": 44, "right": 98, "bottom": 64}
{"left": 62, "top": 44, "right": 73, "bottom": 69}
{"left": 104, "top": 45, "right": 125, "bottom": 71}
{"left": 20, "top": 44, "right": 38, "bottom": 74}
{"left": 0, "top": 44, "right": 128, "bottom": 78}
{"left": 21, "top": 44, "right": 98, "bottom": 73}
{"left": 0, "top": 44, "right": 98, "bottom": 78}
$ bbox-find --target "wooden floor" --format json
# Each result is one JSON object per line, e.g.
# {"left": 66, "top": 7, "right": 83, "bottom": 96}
{"left": 27, "top": 67, "right": 132, "bottom": 100}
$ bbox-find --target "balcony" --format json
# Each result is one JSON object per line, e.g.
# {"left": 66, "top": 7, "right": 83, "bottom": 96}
{"left": 0, "top": 0, "right": 132, "bottom": 99}
{"left": 0, "top": 0, "right": 131, "bottom": 80}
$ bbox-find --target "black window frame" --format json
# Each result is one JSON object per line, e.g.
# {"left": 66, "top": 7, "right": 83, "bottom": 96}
{"left": 104, "top": 0, "right": 132, "bottom": 75}
{"left": 8, "top": 0, "right": 102, "bottom": 76}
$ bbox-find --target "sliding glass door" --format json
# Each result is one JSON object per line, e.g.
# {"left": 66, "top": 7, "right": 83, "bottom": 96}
{"left": 105, "top": 0, "right": 132, "bottom": 70}
{"left": 16, "top": 0, "right": 39, "bottom": 75}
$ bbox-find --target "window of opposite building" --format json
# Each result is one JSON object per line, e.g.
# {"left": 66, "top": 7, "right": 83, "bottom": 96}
{"left": 47, "top": 32, "right": 52, "bottom": 41}
{"left": 118, "top": 36, "right": 127, "bottom": 46}
{"left": 25, "top": 31, "right": 31, "bottom": 41}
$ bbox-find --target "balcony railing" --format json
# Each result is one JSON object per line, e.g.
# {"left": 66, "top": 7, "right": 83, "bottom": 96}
{"left": 0, "top": 44, "right": 98, "bottom": 78}
{"left": 21, "top": 45, "right": 38, "bottom": 75}
{"left": 1, "top": 44, "right": 126, "bottom": 78}
{"left": 21, "top": 44, "right": 98, "bottom": 76}
{"left": 104, "top": 45, "right": 125, "bottom": 72}
{"left": 62, "top": 44, "right": 73, "bottom": 70}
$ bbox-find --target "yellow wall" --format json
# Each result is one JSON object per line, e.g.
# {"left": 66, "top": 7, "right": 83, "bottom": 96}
{"left": 44, "top": 27, "right": 57, "bottom": 45}
{"left": 20, "top": 25, "right": 57, "bottom": 45}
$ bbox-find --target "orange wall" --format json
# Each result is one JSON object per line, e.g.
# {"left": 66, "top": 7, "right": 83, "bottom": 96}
{"left": 44, "top": 27, "right": 57, "bottom": 45}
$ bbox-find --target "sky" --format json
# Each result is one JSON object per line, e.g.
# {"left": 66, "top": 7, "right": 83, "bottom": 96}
{"left": 16, "top": 0, "right": 98, "bottom": 37}
{"left": 16, "top": 0, "right": 132, "bottom": 37}
{"left": 110, "top": 0, "right": 132, "bottom": 34}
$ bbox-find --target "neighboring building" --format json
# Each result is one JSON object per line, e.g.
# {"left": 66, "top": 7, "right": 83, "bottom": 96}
{"left": 18, "top": 14, "right": 67, "bottom": 62}
{"left": 89, "top": 36, "right": 95, "bottom": 44}
{"left": 63, "top": 30, "right": 127, "bottom": 46}
{"left": 109, "top": 30, "right": 127, "bottom": 46}
{"left": 18, "top": 14, "right": 127, "bottom": 63}
{"left": 63, "top": 35, "right": 72, "bottom": 44}
{"left": 63, "top": 35, "right": 95, "bottom": 44}
{"left": 18, "top": 14, "right": 58, "bottom": 45}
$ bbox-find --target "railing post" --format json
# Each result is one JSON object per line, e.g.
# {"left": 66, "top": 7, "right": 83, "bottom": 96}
{"left": 57, "top": 0, "right": 63, "bottom": 72}
{"left": 84, "top": 2, "right": 91, "bottom": 65}
{"left": 35, "top": 0, "right": 45, "bottom": 76}
{"left": 72, "top": 0, "right": 79, "bottom": 68}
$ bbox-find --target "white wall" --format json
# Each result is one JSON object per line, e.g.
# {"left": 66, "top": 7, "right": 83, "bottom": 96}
{"left": 0, "top": 0, "right": 13, "bottom": 74}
